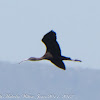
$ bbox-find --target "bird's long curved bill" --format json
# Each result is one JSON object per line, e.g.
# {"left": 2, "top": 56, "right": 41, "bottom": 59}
{"left": 19, "top": 59, "right": 28, "bottom": 64}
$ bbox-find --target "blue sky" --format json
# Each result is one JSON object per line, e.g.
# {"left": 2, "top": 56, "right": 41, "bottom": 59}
{"left": 0, "top": 0, "right": 100, "bottom": 69}
{"left": 0, "top": 1, "right": 100, "bottom": 100}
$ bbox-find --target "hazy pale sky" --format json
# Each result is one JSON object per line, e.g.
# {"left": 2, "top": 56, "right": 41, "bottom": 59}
{"left": 0, "top": 0, "right": 100, "bottom": 69}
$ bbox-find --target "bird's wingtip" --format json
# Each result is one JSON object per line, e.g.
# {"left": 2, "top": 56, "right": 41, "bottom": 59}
{"left": 50, "top": 30, "right": 56, "bottom": 33}
{"left": 51, "top": 30, "right": 55, "bottom": 32}
{"left": 51, "top": 29, "right": 54, "bottom": 31}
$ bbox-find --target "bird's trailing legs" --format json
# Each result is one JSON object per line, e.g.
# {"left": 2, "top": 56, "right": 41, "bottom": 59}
{"left": 71, "top": 59, "right": 82, "bottom": 62}
{"left": 61, "top": 56, "right": 82, "bottom": 62}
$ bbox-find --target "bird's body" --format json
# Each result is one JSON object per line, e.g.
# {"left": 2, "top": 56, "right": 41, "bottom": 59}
{"left": 19, "top": 30, "right": 81, "bottom": 70}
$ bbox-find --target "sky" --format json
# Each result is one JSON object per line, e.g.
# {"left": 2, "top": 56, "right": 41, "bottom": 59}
{"left": 0, "top": 1, "right": 100, "bottom": 100}
{"left": 0, "top": 0, "right": 100, "bottom": 69}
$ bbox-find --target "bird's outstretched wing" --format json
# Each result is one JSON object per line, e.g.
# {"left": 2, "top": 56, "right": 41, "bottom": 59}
{"left": 42, "top": 30, "right": 61, "bottom": 56}
{"left": 51, "top": 59, "right": 66, "bottom": 70}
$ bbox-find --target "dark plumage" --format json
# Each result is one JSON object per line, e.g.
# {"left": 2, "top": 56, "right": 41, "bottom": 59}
{"left": 19, "top": 30, "right": 82, "bottom": 70}
{"left": 42, "top": 30, "right": 66, "bottom": 70}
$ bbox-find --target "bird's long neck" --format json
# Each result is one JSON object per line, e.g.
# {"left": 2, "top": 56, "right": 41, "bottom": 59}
{"left": 19, "top": 57, "right": 43, "bottom": 64}
{"left": 28, "top": 57, "right": 43, "bottom": 61}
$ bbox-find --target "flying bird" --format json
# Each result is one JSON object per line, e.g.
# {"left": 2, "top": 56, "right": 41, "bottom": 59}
{"left": 19, "top": 30, "right": 81, "bottom": 70}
